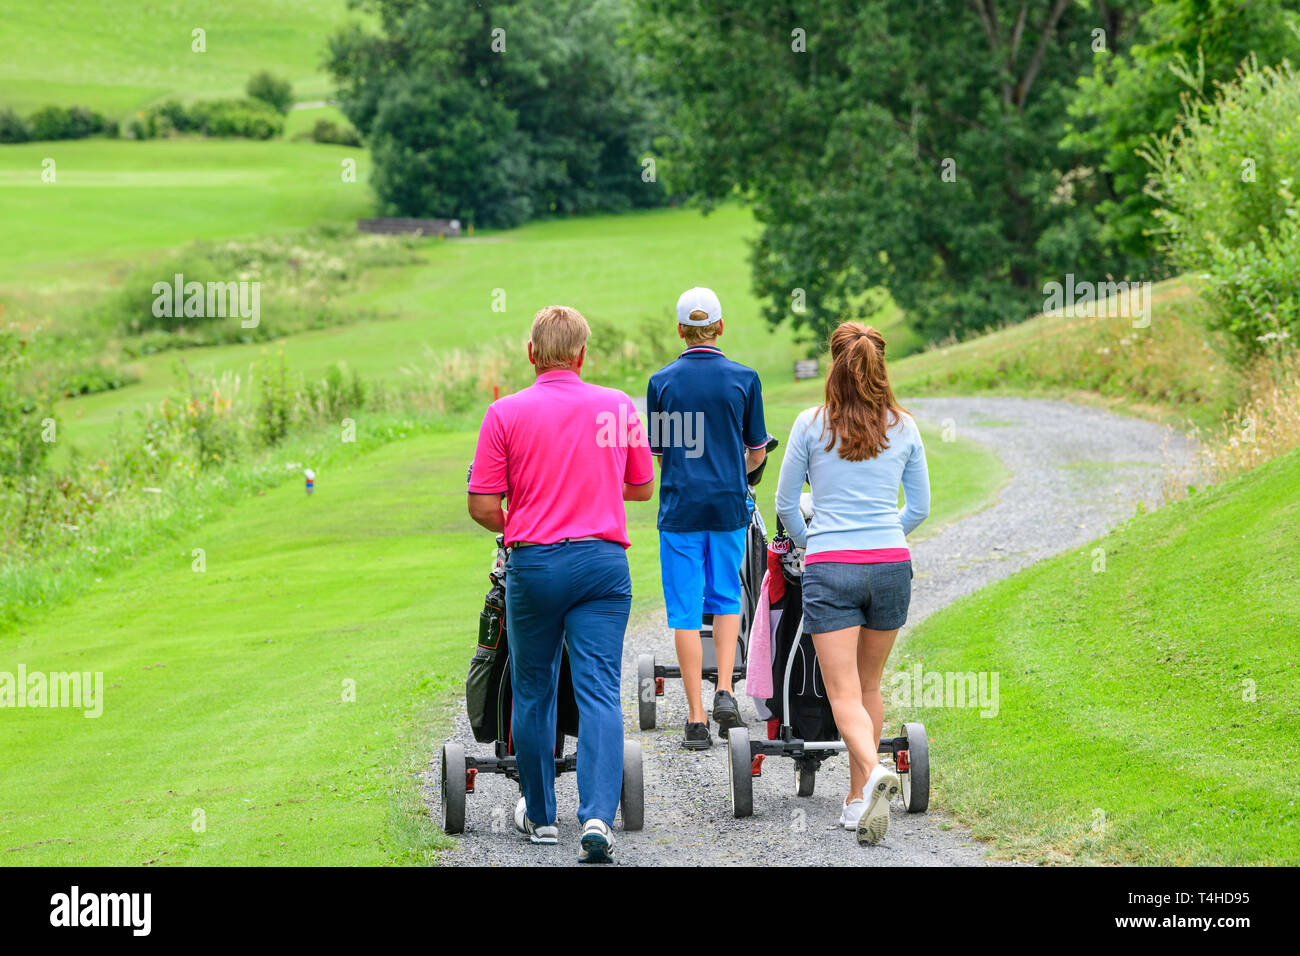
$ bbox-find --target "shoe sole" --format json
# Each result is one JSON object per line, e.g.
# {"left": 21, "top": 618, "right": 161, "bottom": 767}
{"left": 579, "top": 832, "right": 613, "bottom": 863}
{"left": 530, "top": 831, "right": 557, "bottom": 845}
{"left": 856, "top": 773, "right": 900, "bottom": 846}
{"left": 714, "top": 714, "right": 744, "bottom": 736}
{"left": 681, "top": 735, "right": 713, "bottom": 750}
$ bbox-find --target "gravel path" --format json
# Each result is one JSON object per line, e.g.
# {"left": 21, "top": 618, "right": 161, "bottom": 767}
{"left": 426, "top": 397, "right": 1193, "bottom": 866}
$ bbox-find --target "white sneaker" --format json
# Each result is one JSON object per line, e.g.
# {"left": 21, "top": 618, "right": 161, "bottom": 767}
{"left": 578, "top": 818, "right": 615, "bottom": 864}
{"left": 839, "top": 797, "right": 867, "bottom": 830}
{"left": 514, "top": 797, "right": 558, "bottom": 845}
{"left": 856, "top": 763, "right": 900, "bottom": 846}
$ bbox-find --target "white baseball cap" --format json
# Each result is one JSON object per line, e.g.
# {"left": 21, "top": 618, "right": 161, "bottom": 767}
{"left": 676, "top": 287, "right": 722, "bottom": 327}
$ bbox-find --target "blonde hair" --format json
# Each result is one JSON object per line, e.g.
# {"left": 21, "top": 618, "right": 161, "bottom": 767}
{"left": 530, "top": 305, "right": 590, "bottom": 370}
{"left": 679, "top": 311, "right": 722, "bottom": 346}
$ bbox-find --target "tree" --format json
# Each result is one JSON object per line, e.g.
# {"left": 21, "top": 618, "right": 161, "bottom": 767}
{"left": 327, "top": 0, "right": 668, "bottom": 228}
{"left": 635, "top": 0, "right": 1138, "bottom": 343}
{"left": 247, "top": 71, "right": 294, "bottom": 114}
{"left": 1064, "top": 0, "right": 1300, "bottom": 274}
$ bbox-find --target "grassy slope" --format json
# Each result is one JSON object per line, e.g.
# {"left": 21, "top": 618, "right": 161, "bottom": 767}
{"left": 897, "top": 449, "right": 1300, "bottom": 865}
{"left": 0, "top": 400, "right": 1000, "bottom": 864}
{"left": 890, "top": 278, "right": 1243, "bottom": 430}
{"left": 41, "top": 205, "right": 913, "bottom": 463}
{"left": 0, "top": 0, "right": 360, "bottom": 115}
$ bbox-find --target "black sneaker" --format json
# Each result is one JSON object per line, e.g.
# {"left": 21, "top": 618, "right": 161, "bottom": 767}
{"left": 713, "top": 690, "right": 744, "bottom": 735}
{"left": 682, "top": 721, "right": 712, "bottom": 750}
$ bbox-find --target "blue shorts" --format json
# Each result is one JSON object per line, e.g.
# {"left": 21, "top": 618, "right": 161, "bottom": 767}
{"left": 659, "top": 527, "right": 747, "bottom": 629}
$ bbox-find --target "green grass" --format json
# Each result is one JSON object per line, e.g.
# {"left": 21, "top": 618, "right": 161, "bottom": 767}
{"left": 0, "top": 0, "right": 362, "bottom": 116}
{"left": 890, "top": 278, "right": 1245, "bottom": 430}
{"left": 0, "top": 139, "right": 371, "bottom": 288}
{"left": 284, "top": 103, "right": 351, "bottom": 140}
{"left": 40, "top": 206, "right": 787, "bottom": 462}
{"left": 0, "top": 399, "right": 1001, "bottom": 864}
{"left": 895, "top": 449, "right": 1300, "bottom": 865}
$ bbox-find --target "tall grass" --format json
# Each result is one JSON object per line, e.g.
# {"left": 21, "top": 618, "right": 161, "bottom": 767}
{"left": 1164, "top": 353, "right": 1300, "bottom": 498}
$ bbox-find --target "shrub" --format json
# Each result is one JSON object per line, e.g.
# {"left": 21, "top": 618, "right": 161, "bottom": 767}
{"left": 25, "top": 104, "right": 109, "bottom": 140}
{"left": 191, "top": 98, "right": 283, "bottom": 139}
{"left": 0, "top": 108, "right": 31, "bottom": 143}
{"left": 0, "top": 327, "right": 57, "bottom": 482}
{"left": 1144, "top": 58, "right": 1300, "bottom": 360}
{"left": 135, "top": 98, "right": 284, "bottom": 140}
{"left": 246, "top": 71, "right": 294, "bottom": 114}
{"left": 310, "top": 118, "right": 362, "bottom": 147}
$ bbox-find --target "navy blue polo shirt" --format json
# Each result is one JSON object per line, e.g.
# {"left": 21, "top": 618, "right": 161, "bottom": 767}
{"left": 646, "top": 345, "right": 767, "bottom": 532}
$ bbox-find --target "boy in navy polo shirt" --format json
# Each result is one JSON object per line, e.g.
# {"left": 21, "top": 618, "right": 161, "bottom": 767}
{"left": 646, "top": 287, "right": 768, "bottom": 748}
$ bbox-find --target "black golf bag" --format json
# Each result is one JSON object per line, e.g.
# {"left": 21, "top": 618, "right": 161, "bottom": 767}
{"left": 465, "top": 537, "right": 579, "bottom": 748}
{"left": 763, "top": 527, "right": 838, "bottom": 742}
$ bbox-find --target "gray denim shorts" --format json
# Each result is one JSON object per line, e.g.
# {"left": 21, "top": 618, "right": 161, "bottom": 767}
{"left": 801, "top": 560, "right": 912, "bottom": 633}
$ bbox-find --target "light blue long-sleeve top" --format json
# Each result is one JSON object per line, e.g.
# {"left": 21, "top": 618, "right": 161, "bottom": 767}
{"left": 774, "top": 405, "right": 930, "bottom": 554}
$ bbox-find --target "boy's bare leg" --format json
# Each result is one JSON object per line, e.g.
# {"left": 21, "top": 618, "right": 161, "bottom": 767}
{"left": 710, "top": 613, "right": 740, "bottom": 695}
{"left": 673, "top": 628, "right": 708, "bottom": 723}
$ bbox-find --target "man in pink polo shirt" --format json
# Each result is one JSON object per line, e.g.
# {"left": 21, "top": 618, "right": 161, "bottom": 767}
{"left": 467, "top": 305, "right": 653, "bottom": 863}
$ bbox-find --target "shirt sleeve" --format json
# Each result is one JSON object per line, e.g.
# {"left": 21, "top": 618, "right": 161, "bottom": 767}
{"left": 775, "top": 410, "right": 812, "bottom": 547}
{"left": 622, "top": 394, "right": 654, "bottom": 485}
{"left": 645, "top": 377, "right": 663, "bottom": 457}
{"left": 743, "top": 371, "right": 768, "bottom": 449}
{"left": 898, "top": 417, "right": 931, "bottom": 535}
{"left": 467, "top": 404, "right": 509, "bottom": 494}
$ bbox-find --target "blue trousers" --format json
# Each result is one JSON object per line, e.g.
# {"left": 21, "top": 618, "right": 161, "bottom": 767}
{"left": 505, "top": 539, "right": 630, "bottom": 826}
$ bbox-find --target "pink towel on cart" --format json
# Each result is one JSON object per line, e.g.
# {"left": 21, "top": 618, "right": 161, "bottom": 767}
{"left": 747, "top": 569, "right": 774, "bottom": 700}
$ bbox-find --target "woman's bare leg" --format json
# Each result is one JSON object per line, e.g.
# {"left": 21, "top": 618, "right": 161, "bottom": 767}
{"left": 811, "top": 626, "right": 877, "bottom": 802}
{"left": 858, "top": 627, "right": 899, "bottom": 760}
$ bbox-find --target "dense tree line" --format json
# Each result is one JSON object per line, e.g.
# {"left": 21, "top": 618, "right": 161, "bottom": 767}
{"left": 329, "top": 0, "right": 1300, "bottom": 343}
{"left": 328, "top": 0, "right": 669, "bottom": 229}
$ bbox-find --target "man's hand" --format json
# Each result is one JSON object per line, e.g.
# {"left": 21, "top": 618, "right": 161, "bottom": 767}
{"left": 467, "top": 493, "right": 506, "bottom": 533}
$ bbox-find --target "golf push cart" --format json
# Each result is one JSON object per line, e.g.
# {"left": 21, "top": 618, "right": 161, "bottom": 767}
{"left": 636, "top": 436, "right": 780, "bottom": 731}
{"left": 726, "top": 506, "right": 931, "bottom": 819}
{"left": 438, "top": 535, "right": 645, "bottom": 834}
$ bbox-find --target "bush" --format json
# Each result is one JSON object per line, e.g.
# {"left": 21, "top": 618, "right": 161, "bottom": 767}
{"left": 134, "top": 98, "right": 284, "bottom": 140}
{"left": 1145, "top": 59, "right": 1300, "bottom": 361}
{"left": 246, "top": 71, "right": 294, "bottom": 114}
{"left": 0, "top": 327, "right": 57, "bottom": 483}
{"left": 24, "top": 104, "right": 109, "bottom": 141}
{"left": 310, "top": 118, "right": 361, "bottom": 147}
{"left": 191, "top": 98, "right": 283, "bottom": 139}
{"left": 0, "top": 108, "right": 31, "bottom": 143}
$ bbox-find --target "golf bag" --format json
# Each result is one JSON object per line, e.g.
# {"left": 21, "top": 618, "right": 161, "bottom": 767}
{"left": 763, "top": 524, "right": 838, "bottom": 742}
{"left": 465, "top": 537, "right": 580, "bottom": 746}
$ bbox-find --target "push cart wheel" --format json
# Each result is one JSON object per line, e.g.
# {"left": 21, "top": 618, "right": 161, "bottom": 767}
{"left": 795, "top": 764, "right": 816, "bottom": 797}
{"left": 728, "top": 727, "right": 753, "bottom": 818}
{"left": 900, "top": 722, "right": 930, "bottom": 813}
{"left": 440, "top": 742, "right": 467, "bottom": 834}
{"left": 636, "top": 653, "right": 657, "bottom": 730}
{"left": 620, "top": 740, "right": 645, "bottom": 831}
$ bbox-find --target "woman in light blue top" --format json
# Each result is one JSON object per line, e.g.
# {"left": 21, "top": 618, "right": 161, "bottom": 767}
{"left": 775, "top": 322, "right": 930, "bottom": 846}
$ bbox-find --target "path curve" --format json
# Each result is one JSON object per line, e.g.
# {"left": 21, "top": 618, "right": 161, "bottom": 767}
{"left": 427, "top": 397, "right": 1193, "bottom": 866}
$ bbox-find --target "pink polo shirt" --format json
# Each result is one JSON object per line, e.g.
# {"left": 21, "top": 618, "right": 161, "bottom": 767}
{"left": 468, "top": 370, "right": 654, "bottom": 548}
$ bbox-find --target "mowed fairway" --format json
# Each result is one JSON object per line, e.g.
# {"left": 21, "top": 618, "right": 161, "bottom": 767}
{"left": 0, "top": 0, "right": 362, "bottom": 115}
{"left": 0, "top": 139, "right": 371, "bottom": 287}
{"left": 0, "top": 395, "right": 1001, "bottom": 864}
